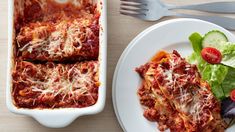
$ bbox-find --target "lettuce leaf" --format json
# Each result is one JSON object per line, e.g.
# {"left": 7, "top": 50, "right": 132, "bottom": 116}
{"left": 187, "top": 53, "right": 228, "bottom": 99}
{"left": 220, "top": 42, "right": 235, "bottom": 68}
{"left": 202, "top": 64, "right": 228, "bottom": 84}
{"left": 210, "top": 82, "right": 225, "bottom": 100}
{"left": 187, "top": 32, "right": 229, "bottom": 99}
{"left": 202, "top": 64, "right": 228, "bottom": 99}
{"left": 187, "top": 31, "right": 235, "bottom": 101}
{"left": 222, "top": 67, "right": 235, "bottom": 97}
{"left": 189, "top": 32, "right": 202, "bottom": 53}
{"left": 187, "top": 52, "right": 206, "bottom": 72}
{"left": 189, "top": 32, "right": 203, "bottom": 53}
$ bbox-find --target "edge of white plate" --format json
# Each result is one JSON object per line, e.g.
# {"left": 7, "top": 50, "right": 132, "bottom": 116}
{"left": 112, "top": 18, "right": 235, "bottom": 132}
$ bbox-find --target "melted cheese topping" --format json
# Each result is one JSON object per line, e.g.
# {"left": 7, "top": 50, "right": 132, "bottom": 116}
{"left": 13, "top": 61, "right": 99, "bottom": 108}
{"left": 150, "top": 53, "right": 212, "bottom": 124}
{"left": 137, "top": 51, "right": 225, "bottom": 131}
{"left": 17, "top": 18, "right": 97, "bottom": 60}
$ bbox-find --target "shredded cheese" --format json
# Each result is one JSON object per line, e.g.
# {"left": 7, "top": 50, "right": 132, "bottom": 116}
{"left": 13, "top": 61, "right": 99, "bottom": 107}
{"left": 138, "top": 51, "right": 224, "bottom": 131}
{"left": 17, "top": 18, "right": 98, "bottom": 61}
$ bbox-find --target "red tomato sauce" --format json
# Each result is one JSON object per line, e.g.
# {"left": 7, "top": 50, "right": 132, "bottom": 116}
{"left": 12, "top": 0, "right": 100, "bottom": 109}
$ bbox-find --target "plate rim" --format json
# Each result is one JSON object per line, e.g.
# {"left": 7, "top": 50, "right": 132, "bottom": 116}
{"left": 112, "top": 18, "right": 235, "bottom": 132}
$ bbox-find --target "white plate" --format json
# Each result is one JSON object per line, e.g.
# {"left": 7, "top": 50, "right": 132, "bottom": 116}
{"left": 112, "top": 18, "right": 235, "bottom": 132}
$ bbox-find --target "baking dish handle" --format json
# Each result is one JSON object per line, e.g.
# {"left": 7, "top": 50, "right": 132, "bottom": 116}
{"left": 32, "top": 112, "right": 81, "bottom": 128}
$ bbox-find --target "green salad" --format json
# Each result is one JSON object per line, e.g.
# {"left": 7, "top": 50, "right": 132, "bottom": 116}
{"left": 187, "top": 30, "right": 235, "bottom": 100}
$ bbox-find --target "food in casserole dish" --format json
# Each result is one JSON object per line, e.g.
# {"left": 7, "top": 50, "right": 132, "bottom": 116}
{"left": 12, "top": 61, "right": 99, "bottom": 108}
{"left": 12, "top": 0, "right": 100, "bottom": 109}
{"left": 136, "top": 50, "right": 226, "bottom": 131}
{"left": 16, "top": 18, "right": 99, "bottom": 61}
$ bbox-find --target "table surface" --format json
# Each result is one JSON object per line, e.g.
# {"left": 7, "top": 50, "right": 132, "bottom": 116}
{"left": 0, "top": 0, "right": 235, "bottom": 131}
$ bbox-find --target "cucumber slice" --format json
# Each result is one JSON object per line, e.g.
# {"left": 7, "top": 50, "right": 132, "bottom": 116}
{"left": 202, "top": 30, "right": 228, "bottom": 49}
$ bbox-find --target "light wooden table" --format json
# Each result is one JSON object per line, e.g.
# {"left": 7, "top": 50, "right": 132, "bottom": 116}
{"left": 0, "top": 0, "right": 235, "bottom": 132}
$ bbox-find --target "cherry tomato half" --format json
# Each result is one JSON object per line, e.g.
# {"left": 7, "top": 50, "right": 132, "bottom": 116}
{"left": 201, "top": 47, "right": 222, "bottom": 64}
{"left": 230, "top": 89, "right": 235, "bottom": 102}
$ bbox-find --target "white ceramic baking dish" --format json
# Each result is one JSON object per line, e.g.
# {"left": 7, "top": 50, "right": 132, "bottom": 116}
{"left": 6, "top": 0, "right": 107, "bottom": 128}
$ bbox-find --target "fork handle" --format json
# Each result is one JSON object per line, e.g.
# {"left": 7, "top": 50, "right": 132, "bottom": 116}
{"left": 167, "top": 2, "right": 235, "bottom": 13}
{"left": 170, "top": 13, "right": 235, "bottom": 30}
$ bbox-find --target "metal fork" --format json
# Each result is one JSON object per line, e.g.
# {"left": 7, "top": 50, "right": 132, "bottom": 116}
{"left": 120, "top": 0, "right": 235, "bottom": 30}
{"left": 160, "top": 0, "right": 235, "bottom": 13}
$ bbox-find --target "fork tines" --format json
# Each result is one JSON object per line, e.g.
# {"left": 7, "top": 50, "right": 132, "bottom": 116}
{"left": 120, "top": 0, "right": 147, "bottom": 16}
